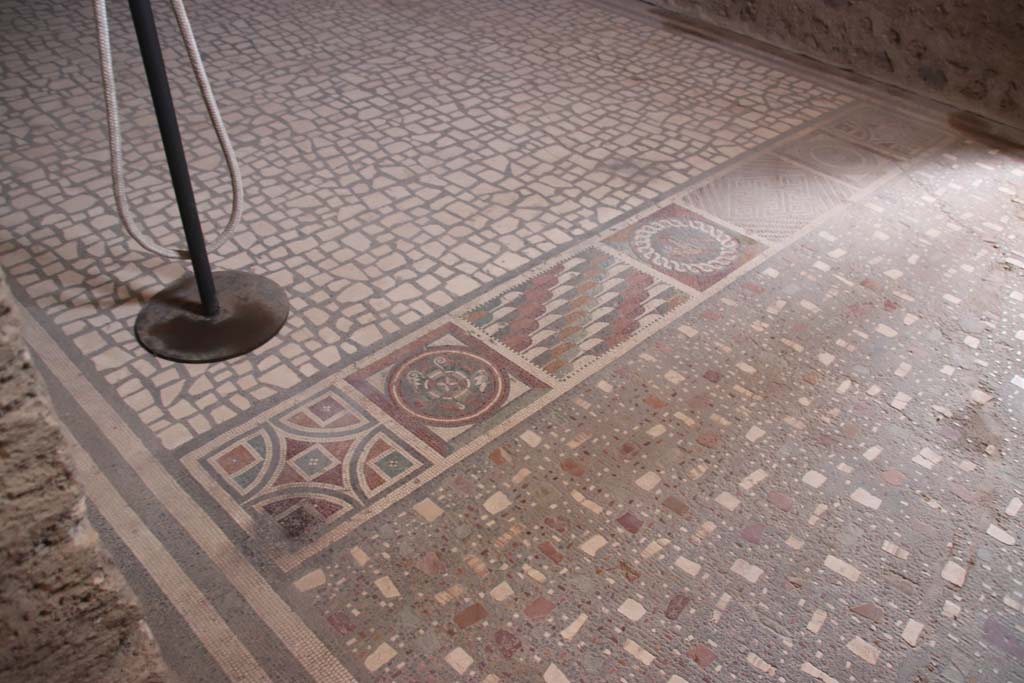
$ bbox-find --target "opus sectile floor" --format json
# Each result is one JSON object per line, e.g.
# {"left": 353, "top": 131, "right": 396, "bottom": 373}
{"left": 3, "top": 0, "right": 1024, "bottom": 681}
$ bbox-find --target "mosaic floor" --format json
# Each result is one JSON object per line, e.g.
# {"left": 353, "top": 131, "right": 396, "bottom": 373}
{"left": 2, "top": 0, "right": 1024, "bottom": 681}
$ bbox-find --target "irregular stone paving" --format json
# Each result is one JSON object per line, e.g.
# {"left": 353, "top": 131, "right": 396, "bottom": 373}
{"left": 0, "top": 0, "right": 847, "bottom": 449}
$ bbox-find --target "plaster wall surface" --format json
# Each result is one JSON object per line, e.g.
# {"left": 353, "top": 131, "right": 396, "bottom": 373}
{"left": 649, "top": 0, "right": 1024, "bottom": 127}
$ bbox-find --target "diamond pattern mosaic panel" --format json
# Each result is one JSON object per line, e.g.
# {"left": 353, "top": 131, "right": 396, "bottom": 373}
{"left": 461, "top": 248, "right": 688, "bottom": 378}
{"left": 683, "top": 154, "right": 854, "bottom": 242}
{"left": 196, "top": 388, "right": 427, "bottom": 541}
{"left": 346, "top": 323, "right": 549, "bottom": 455}
{"left": 602, "top": 203, "right": 765, "bottom": 290}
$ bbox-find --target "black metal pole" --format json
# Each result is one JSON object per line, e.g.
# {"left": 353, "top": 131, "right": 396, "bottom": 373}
{"left": 128, "top": 0, "right": 219, "bottom": 317}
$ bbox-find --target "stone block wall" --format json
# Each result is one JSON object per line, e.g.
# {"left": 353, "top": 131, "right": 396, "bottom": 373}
{"left": 648, "top": 0, "right": 1024, "bottom": 128}
{"left": 0, "top": 269, "right": 165, "bottom": 683}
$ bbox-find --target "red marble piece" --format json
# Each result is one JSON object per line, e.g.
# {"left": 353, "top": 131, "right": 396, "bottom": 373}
{"left": 617, "top": 511, "right": 644, "bottom": 534}
{"left": 662, "top": 496, "right": 689, "bottom": 517}
{"left": 861, "top": 277, "right": 882, "bottom": 291}
{"left": 880, "top": 469, "right": 906, "bottom": 486}
{"left": 812, "top": 433, "right": 840, "bottom": 448}
{"left": 560, "top": 457, "right": 586, "bottom": 477}
{"left": 450, "top": 474, "right": 475, "bottom": 497}
{"left": 740, "top": 522, "right": 767, "bottom": 544}
{"left": 697, "top": 432, "right": 719, "bottom": 448}
{"left": 489, "top": 448, "right": 509, "bottom": 466}
{"left": 454, "top": 602, "right": 488, "bottom": 628}
{"left": 544, "top": 515, "right": 570, "bottom": 532}
{"left": 767, "top": 490, "right": 794, "bottom": 511}
{"left": 949, "top": 482, "right": 980, "bottom": 503}
{"left": 703, "top": 369, "right": 721, "bottom": 383}
{"left": 619, "top": 561, "right": 641, "bottom": 582}
{"left": 665, "top": 593, "right": 690, "bottom": 620}
{"left": 688, "top": 643, "right": 717, "bottom": 668}
{"left": 687, "top": 393, "right": 714, "bottom": 411}
{"left": 644, "top": 395, "right": 668, "bottom": 410}
{"left": 493, "top": 629, "right": 522, "bottom": 659}
{"left": 850, "top": 399, "right": 874, "bottom": 414}
{"left": 416, "top": 551, "right": 445, "bottom": 576}
{"left": 850, "top": 603, "right": 884, "bottom": 622}
{"left": 619, "top": 442, "right": 639, "bottom": 458}
{"left": 524, "top": 596, "right": 555, "bottom": 620}
{"left": 539, "top": 541, "right": 564, "bottom": 564}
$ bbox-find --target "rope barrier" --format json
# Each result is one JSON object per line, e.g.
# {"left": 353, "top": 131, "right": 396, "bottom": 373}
{"left": 94, "top": 0, "right": 243, "bottom": 259}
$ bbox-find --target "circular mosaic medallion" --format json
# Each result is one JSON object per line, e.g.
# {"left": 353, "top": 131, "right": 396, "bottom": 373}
{"left": 631, "top": 216, "right": 739, "bottom": 274}
{"left": 804, "top": 139, "right": 873, "bottom": 172}
{"left": 387, "top": 347, "right": 507, "bottom": 426}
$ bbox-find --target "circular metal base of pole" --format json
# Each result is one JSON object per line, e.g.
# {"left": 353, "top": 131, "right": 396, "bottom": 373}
{"left": 135, "top": 270, "right": 289, "bottom": 363}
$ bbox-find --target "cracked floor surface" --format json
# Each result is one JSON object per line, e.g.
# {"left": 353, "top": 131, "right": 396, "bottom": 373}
{"left": 2, "top": 0, "right": 1024, "bottom": 681}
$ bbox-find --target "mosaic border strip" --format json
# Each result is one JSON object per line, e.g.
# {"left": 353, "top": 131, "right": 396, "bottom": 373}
{"left": 184, "top": 104, "right": 951, "bottom": 573}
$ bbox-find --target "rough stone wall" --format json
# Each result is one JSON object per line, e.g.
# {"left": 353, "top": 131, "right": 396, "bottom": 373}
{"left": 0, "top": 268, "right": 165, "bottom": 683}
{"left": 648, "top": 0, "right": 1024, "bottom": 128}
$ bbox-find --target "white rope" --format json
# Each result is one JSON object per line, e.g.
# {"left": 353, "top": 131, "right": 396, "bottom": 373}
{"left": 94, "top": 0, "right": 244, "bottom": 259}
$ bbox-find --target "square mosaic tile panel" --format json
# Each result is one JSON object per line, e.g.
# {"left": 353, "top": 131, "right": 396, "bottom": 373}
{"left": 825, "top": 103, "right": 949, "bottom": 159}
{"left": 683, "top": 153, "right": 855, "bottom": 243}
{"left": 777, "top": 130, "right": 898, "bottom": 188}
{"left": 193, "top": 387, "right": 426, "bottom": 541}
{"left": 460, "top": 247, "right": 689, "bottom": 378}
{"left": 602, "top": 203, "right": 765, "bottom": 291}
{"left": 346, "top": 322, "right": 549, "bottom": 456}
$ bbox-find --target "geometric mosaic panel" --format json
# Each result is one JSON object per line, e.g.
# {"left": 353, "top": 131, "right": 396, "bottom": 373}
{"left": 603, "top": 204, "right": 765, "bottom": 291}
{"left": 777, "top": 130, "right": 896, "bottom": 189}
{"left": 462, "top": 247, "right": 689, "bottom": 378}
{"left": 683, "top": 154, "right": 853, "bottom": 243}
{"left": 197, "top": 388, "right": 427, "bottom": 540}
{"left": 825, "top": 104, "right": 945, "bottom": 159}
{"left": 346, "top": 323, "right": 549, "bottom": 456}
